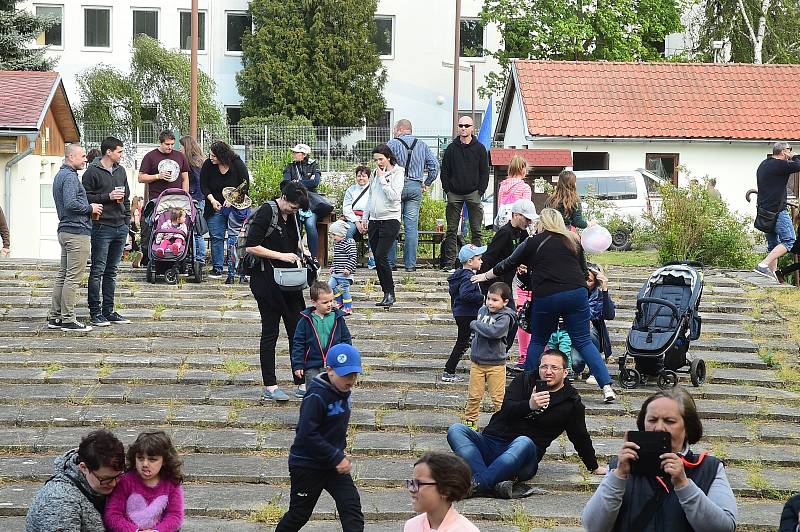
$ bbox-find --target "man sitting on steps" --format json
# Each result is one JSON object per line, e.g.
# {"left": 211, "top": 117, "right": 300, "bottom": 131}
{"left": 447, "top": 349, "right": 607, "bottom": 498}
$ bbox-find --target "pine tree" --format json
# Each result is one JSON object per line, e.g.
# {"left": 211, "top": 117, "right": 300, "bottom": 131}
{"left": 0, "top": 0, "right": 56, "bottom": 71}
{"left": 237, "top": 0, "right": 387, "bottom": 127}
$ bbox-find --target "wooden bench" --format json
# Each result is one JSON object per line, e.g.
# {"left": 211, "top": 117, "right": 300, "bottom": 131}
{"left": 397, "top": 230, "right": 445, "bottom": 263}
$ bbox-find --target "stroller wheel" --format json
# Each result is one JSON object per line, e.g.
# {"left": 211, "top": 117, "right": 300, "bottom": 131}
{"left": 619, "top": 368, "right": 640, "bottom": 389}
{"left": 146, "top": 261, "right": 154, "bottom": 284}
{"left": 164, "top": 267, "right": 179, "bottom": 285}
{"left": 657, "top": 370, "right": 679, "bottom": 389}
{"left": 690, "top": 359, "right": 706, "bottom": 387}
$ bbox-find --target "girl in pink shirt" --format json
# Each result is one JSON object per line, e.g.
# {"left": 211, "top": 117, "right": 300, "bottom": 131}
{"left": 104, "top": 430, "right": 184, "bottom": 532}
{"left": 404, "top": 452, "right": 479, "bottom": 532}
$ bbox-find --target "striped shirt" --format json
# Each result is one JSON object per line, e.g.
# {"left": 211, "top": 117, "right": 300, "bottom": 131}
{"left": 387, "top": 134, "right": 440, "bottom": 185}
{"left": 331, "top": 238, "right": 357, "bottom": 277}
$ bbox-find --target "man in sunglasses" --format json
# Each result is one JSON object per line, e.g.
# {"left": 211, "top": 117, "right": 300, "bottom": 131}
{"left": 440, "top": 116, "right": 490, "bottom": 270}
{"left": 26, "top": 428, "right": 125, "bottom": 531}
{"left": 447, "top": 349, "right": 606, "bottom": 499}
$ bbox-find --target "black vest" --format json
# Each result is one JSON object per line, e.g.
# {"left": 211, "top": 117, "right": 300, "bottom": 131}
{"left": 609, "top": 451, "right": 721, "bottom": 532}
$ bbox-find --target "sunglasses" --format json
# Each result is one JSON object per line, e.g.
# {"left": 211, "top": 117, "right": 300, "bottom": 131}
{"left": 458, "top": 124, "right": 472, "bottom": 128}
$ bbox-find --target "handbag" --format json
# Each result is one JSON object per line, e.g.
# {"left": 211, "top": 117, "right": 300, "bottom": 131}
{"left": 194, "top": 201, "right": 209, "bottom": 236}
{"left": 269, "top": 212, "right": 311, "bottom": 291}
{"left": 517, "top": 300, "right": 532, "bottom": 333}
{"left": 307, "top": 190, "right": 334, "bottom": 217}
{"left": 754, "top": 206, "right": 779, "bottom": 233}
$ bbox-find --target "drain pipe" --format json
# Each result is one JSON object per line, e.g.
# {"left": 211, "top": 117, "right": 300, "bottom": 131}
{"left": 3, "top": 133, "right": 39, "bottom": 223}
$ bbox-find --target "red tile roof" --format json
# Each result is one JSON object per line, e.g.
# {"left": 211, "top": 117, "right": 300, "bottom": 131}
{"left": 0, "top": 71, "right": 60, "bottom": 129}
{"left": 490, "top": 148, "right": 572, "bottom": 167}
{"left": 513, "top": 60, "right": 800, "bottom": 141}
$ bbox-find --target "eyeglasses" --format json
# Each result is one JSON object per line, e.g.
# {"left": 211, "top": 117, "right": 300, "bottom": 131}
{"left": 457, "top": 124, "right": 473, "bottom": 128}
{"left": 539, "top": 364, "right": 565, "bottom": 372}
{"left": 90, "top": 470, "right": 123, "bottom": 486}
{"left": 786, "top": 147, "right": 794, "bottom": 152}
{"left": 405, "top": 479, "right": 437, "bottom": 492}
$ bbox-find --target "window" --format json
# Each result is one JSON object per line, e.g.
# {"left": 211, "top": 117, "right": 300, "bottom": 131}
{"left": 179, "top": 10, "right": 206, "bottom": 51}
{"left": 36, "top": 5, "right": 63, "bottom": 47}
{"left": 373, "top": 16, "right": 393, "bottom": 57}
{"left": 576, "top": 175, "right": 638, "bottom": 200}
{"left": 40, "top": 184, "right": 55, "bottom": 209}
{"left": 460, "top": 18, "right": 484, "bottom": 57}
{"left": 646, "top": 153, "right": 679, "bottom": 185}
{"left": 132, "top": 10, "right": 158, "bottom": 40}
{"left": 226, "top": 13, "right": 251, "bottom": 52}
{"left": 573, "top": 152, "right": 609, "bottom": 171}
{"left": 84, "top": 8, "right": 111, "bottom": 48}
{"left": 226, "top": 107, "right": 242, "bottom": 125}
{"left": 458, "top": 110, "right": 484, "bottom": 131}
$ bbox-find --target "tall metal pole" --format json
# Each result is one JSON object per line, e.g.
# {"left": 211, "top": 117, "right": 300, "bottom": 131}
{"left": 451, "top": 0, "right": 461, "bottom": 137}
{"left": 471, "top": 64, "right": 476, "bottom": 125}
{"left": 190, "top": 0, "right": 199, "bottom": 139}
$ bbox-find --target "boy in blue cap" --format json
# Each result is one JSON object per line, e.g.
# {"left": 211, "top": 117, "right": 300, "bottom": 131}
{"left": 275, "top": 343, "right": 364, "bottom": 532}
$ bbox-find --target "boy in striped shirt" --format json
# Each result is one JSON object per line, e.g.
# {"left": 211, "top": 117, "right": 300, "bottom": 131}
{"left": 328, "top": 220, "right": 357, "bottom": 314}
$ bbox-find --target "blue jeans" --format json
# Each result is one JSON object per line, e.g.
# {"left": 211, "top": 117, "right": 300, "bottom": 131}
{"left": 388, "top": 180, "right": 423, "bottom": 269}
{"left": 766, "top": 209, "right": 796, "bottom": 252}
{"left": 301, "top": 211, "right": 318, "bottom": 257}
{"left": 226, "top": 234, "right": 238, "bottom": 277}
{"left": 571, "top": 325, "right": 601, "bottom": 374}
{"left": 329, "top": 275, "right": 352, "bottom": 310}
{"left": 207, "top": 211, "right": 227, "bottom": 270}
{"left": 525, "top": 287, "right": 612, "bottom": 388}
{"left": 88, "top": 223, "right": 128, "bottom": 317}
{"left": 447, "top": 423, "right": 538, "bottom": 492}
{"left": 194, "top": 199, "right": 206, "bottom": 264}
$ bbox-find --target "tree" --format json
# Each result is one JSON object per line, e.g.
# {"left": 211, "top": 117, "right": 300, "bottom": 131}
{"left": 237, "top": 0, "right": 387, "bottom": 127}
{"left": 479, "top": 0, "right": 683, "bottom": 97}
{"left": 0, "top": 0, "right": 57, "bottom": 71}
{"left": 698, "top": 0, "right": 800, "bottom": 64}
{"left": 76, "top": 35, "right": 223, "bottom": 142}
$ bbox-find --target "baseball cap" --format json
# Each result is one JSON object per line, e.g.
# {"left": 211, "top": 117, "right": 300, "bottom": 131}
{"left": 291, "top": 143, "right": 311, "bottom": 155}
{"left": 458, "top": 244, "right": 487, "bottom": 264}
{"left": 511, "top": 199, "right": 538, "bottom": 221}
{"left": 326, "top": 344, "right": 363, "bottom": 376}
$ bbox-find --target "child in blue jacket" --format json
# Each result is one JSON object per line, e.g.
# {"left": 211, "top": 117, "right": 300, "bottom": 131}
{"left": 292, "top": 281, "right": 352, "bottom": 398}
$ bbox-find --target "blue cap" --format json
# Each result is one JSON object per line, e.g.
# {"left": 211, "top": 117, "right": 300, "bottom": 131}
{"left": 458, "top": 244, "right": 487, "bottom": 263}
{"left": 326, "top": 344, "right": 363, "bottom": 376}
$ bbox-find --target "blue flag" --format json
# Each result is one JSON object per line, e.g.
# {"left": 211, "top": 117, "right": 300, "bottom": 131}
{"left": 477, "top": 95, "right": 493, "bottom": 152}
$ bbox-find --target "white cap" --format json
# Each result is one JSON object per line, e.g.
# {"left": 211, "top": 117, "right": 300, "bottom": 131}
{"left": 291, "top": 143, "right": 311, "bottom": 155}
{"left": 511, "top": 199, "right": 538, "bottom": 221}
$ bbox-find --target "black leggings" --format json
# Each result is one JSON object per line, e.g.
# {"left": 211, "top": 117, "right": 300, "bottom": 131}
{"left": 444, "top": 315, "right": 474, "bottom": 374}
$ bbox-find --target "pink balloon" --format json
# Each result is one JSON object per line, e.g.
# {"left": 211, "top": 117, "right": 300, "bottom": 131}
{"left": 581, "top": 224, "right": 613, "bottom": 253}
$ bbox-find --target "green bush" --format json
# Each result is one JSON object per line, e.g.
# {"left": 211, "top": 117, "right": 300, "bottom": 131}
{"left": 419, "top": 194, "right": 446, "bottom": 231}
{"left": 249, "top": 150, "right": 292, "bottom": 206}
{"left": 643, "top": 183, "right": 754, "bottom": 268}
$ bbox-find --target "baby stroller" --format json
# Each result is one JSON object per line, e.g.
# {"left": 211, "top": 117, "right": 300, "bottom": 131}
{"left": 144, "top": 188, "right": 202, "bottom": 285}
{"left": 619, "top": 261, "right": 705, "bottom": 389}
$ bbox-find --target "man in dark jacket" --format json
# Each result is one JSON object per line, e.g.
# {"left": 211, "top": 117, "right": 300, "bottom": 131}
{"left": 440, "top": 115, "right": 490, "bottom": 269}
{"left": 283, "top": 143, "right": 322, "bottom": 257}
{"left": 447, "top": 349, "right": 607, "bottom": 498}
{"left": 82, "top": 136, "right": 131, "bottom": 327}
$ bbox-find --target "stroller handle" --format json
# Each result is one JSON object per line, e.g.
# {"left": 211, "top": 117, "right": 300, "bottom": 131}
{"left": 637, "top": 297, "right": 680, "bottom": 321}
{"left": 662, "top": 260, "right": 704, "bottom": 269}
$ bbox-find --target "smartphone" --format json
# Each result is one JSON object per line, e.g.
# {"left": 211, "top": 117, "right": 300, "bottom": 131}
{"left": 626, "top": 431, "right": 671, "bottom": 476}
{"left": 535, "top": 379, "right": 548, "bottom": 393}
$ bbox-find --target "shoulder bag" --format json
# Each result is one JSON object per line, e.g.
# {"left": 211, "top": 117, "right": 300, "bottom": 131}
{"left": 270, "top": 214, "right": 310, "bottom": 291}
{"left": 754, "top": 206, "right": 779, "bottom": 234}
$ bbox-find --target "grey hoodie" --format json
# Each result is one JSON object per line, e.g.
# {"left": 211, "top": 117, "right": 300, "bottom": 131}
{"left": 470, "top": 304, "right": 517, "bottom": 365}
{"left": 26, "top": 449, "right": 107, "bottom": 532}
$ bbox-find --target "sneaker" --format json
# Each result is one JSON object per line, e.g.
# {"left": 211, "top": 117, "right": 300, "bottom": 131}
{"left": 90, "top": 314, "right": 111, "bottom": 327}
{"left": 239, "top": 275, "right": 249, "bottom": 284}
{"left": 343, "top": 308, "right": 353, "bottom": 316}
{"left": 61, "top": 320, "right": 92, "bottom": 332}
{"left": 566, "top": 369, "right": 576, "bottom": 380}
{"left": 753, "top": 264, "right": 778, "bottom": 281}
{"left": 104, "top": 312, "right": 131, "bottom": 324}
{"left": 603, "top": 384, "right": 616, "bottom": 403}
{"left": 464, "top": 420, "right": 478, "bottom": 431}
{"left": 493, "top": 480, "right": 514, "bottom": 499}
{"left": 224, "top": 275, "right": 235, "bottom": 285}
{"left": 295, "top": 385, "right": 306, "bottom": 398}
{"left": 367, "top": 257, "right": 376, "bottom": 270}
{"left": 441, "top": 371, "right": 464, "bottom": 383}
{"left": 208, "top": 268, "right": 224, "bottom": 279}
{"left": 46, "top": 318, "right": 62, "bottom": 329}
{"left": 585, "top": 375, "right": 597, "bottom": 386}
{"left": 404, "top": 267, "right": 417, "bottom": 272}
{"left": 261, "top": 388, "right": 290, "bottom": 402}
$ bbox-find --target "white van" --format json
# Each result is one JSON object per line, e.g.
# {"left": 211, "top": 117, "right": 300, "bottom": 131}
{"left": 574, "top": 169, "right": 666, "bottom": 250}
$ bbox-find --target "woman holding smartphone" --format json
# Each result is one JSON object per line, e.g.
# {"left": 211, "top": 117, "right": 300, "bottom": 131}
{"left": 582, "top": 387, "right": 737, "bottom": 532}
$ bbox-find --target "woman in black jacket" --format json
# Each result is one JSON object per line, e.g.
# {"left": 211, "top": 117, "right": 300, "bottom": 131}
{"left": 472, "top": 208, "right": 615, "bottom": 403}
{"left": 200, "top": 140, "right": 249, "bottom": 278}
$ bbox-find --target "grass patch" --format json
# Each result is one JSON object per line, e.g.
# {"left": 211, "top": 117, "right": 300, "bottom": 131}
{"left": 246, "top": 494, "right": 286, "bottom": 524}
{"left": 42, "top": 363, "right": 62, "bottom": 378}
{"left": 503, "top": 503, "right": 558, "bottom": 531}
{"left": 95, "top": 360, "right": 113, "bottom": 379}
{"left": 588, "top": 250, "right": 659, "bottom": 268}
{"left": 400, "top": 275, "right": 417, "bottom": 288}
{"left": 220, "top": 358, "right": 250, "bottom": 380}
{"left": 152, "top": 304, "right": 166, "bottom": 321}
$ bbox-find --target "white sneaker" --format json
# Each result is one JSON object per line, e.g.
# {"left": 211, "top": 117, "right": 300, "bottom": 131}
{"left": 603, "top": 384, "right": 616, "bottom": 403}
{"left": 585, "top": 375, "right": 597, "bottom": 386}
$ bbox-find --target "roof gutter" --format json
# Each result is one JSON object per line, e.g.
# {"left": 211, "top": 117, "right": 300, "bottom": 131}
{"left": 4, "top": 133, "right": 39, "bottom": 224}
{"left": 523, "top": 135, "right": 777, "bottom": 144}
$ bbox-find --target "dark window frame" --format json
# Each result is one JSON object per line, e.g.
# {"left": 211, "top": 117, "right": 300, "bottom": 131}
{"left": 84, "top": 7, "right": 111, "bottom": 49}
{"left": 226, "top": 12, "right": 251, "bottom": 53}
{"left": 373, "top": 16, "right": 394, "bottom": 58}
{"left": 460, "top": 18, "right": 485, "bottom": 58}
{"left": 179, "top": 10, "right": 207, "bottom": 51}
{"left": 132, "top": 9, "right": 159, "bottom": 40}
{"left": 35, "top": 4, "right": 63, "bottom": 47}
{"left": 645, "top": 153, "right": 680, "bottom": 185}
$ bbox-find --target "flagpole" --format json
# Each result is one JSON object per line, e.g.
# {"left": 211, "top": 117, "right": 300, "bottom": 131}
{"left": 190, "top": 0, "right": 198, "bottom": 139}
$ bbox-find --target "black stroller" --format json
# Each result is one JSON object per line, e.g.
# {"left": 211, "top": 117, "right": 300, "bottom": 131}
{"left": 619, "top": 261, "right": 706, "bottom": 389}
{"left": 143, "top": 188, "right": 202, "bottom": 285}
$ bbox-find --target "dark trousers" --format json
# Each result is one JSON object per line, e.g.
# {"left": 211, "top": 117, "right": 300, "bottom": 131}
{"left": 445, "top": 315, "right": 475, "bottom": 374}
{"left": 367, "top": 219, "right": 400, "bottom": 295}
{"left": 275, "top": 465, "right": 364, "bottom": 532}
{"left": 443, "top": 191, "right": 484, "bottom": 266}
{"left": 88, "top": 223, "right": 128, "bottom": 317}
{"left": 251, "top": 274, "right": 305, "bottom": 387}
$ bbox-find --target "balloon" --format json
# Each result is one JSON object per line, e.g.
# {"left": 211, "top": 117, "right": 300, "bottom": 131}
{"left": 581, "top": 224, "right": 613, "bottom": 253}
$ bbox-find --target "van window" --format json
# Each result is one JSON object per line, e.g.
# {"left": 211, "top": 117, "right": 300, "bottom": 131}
{"left": 643, "top": 174, "right": 662, "bottom": 196}
{"left": 576, "top": 177, "right": 598, "bottom": 197}
{"left": 599, "top": 176, "right": 638, "bottom": 200}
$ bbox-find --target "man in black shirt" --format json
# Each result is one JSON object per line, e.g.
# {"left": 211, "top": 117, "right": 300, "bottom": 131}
{"left": 753, "top": 142, "right": 800, "bottom": 281}
{"left": 447, "top": 350, "right": 606, "bottom": 498}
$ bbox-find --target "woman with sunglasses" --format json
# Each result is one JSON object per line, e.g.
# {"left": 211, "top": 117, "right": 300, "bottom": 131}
{"left": 404, "top": 452, "right": 479, "bottom": 532}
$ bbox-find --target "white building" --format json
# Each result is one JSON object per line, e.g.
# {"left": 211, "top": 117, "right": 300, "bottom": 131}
{"left": 20, "top": 0, "right": 502, "bottom": 134}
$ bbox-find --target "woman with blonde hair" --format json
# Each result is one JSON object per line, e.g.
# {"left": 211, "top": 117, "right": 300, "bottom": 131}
{"left": 546, "top": 170, "right": 587, "bottom": 229}
{"left": 471, "top": 208, "right": 616, "bottom": 403}
{"left": 179, "top": 135, "right": 208, "bottom": 271}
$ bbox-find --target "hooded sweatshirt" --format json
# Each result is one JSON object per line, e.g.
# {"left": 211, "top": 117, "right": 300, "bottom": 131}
{"left": 26, "top": 449, "right": 108, "bottom": 532}
{"left": 470, "top": 304, "right": 517, "bottom": 365}
{"left": 291, "top": 307, "right": 352, "bottom": 371}
{"left": 448, "top": 267, "right": 485, "bottom": 317}
{"left": 440, "top": 136, "right": 490, "bottom": 195}
{"left": 363, "top": 165, "right": 404, "bottom": 222}
{"left": 53, "top": 164, "right": 92, "bottom": 236}
{"left": 82, "top": 157, "right": 131, "bottom": 227}
{"left": 288, "top": 372, "right": 353, "bottom": 470}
